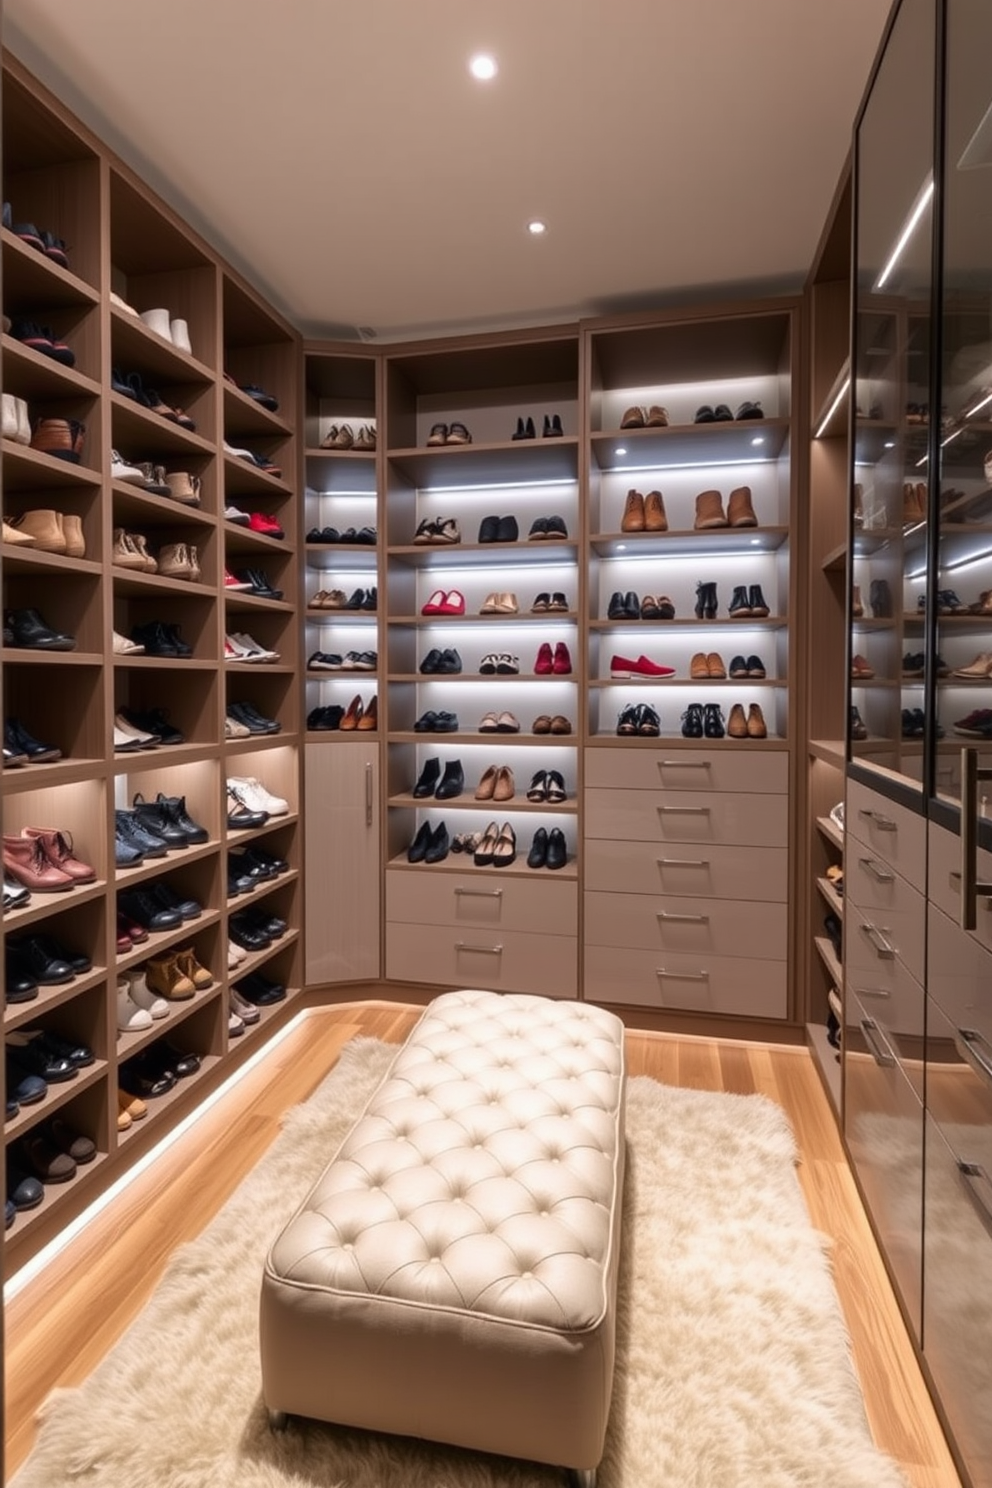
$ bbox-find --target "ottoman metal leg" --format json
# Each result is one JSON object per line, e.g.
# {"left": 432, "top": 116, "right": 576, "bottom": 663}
{"left": 268, "top": 1409, "right": 288, "bottom": 1432}
{"left": 566, "top": 1469, "right": 597, "bottom": 1487}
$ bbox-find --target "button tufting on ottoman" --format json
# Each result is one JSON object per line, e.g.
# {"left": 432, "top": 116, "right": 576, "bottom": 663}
{"left": 260, "top": 988, "right": 626, "bottom": 1479}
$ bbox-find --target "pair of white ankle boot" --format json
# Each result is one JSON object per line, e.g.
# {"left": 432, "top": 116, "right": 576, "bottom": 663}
{"left": 2, "top": 393, "right": 31, "bottom": 444}
{"left": 137, "top": 305, "right": 192, "bottom": 354}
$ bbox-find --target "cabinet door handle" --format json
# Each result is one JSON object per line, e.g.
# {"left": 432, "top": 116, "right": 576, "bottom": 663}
{"left": 858, "top": 808, "right": 897, "bottom": 831}
{"left": 659, "top": 760, "right": 711, "bottom": 769}
{"left": 851, "top": 984, "right": 891, "bottom": 1000}
{"left": 365, "top": 762, "right": 373, "bottom": 827}
{"left": 656, "top": 968, "right": 709, "bottom": 981}
{"left": 656, "top": 805, "right": 710, "bottom": 814}
{"left": 960, "top": 747, "right": 992, "bottom": 931}
{"left": 959, "top": 1162, "right": 992, "bottom": 1234}
{"left": 657, "top": 911, "right": 710, "bottom": 923}
{"left": 858, "top": 856, "right": 894, "bottom": 883}
{"left": 859, "top": 921, "right": 895, "bottom": 959}
{"left": 955, "top": 1028, "right": 992, "bottom": 1090}
{"left": 656, "top": 858, "right": 710, "bottom": 868}
{"left": 860, "top": 1017, "right": 895, "bottom": 1067}
{"left": 454, "top": 887, "right": 503, "bottom": 899}
{"left": 454, "top": 941, "right": 503, "bottom": 954}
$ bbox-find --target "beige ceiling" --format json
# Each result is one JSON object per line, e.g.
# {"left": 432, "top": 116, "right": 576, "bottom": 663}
{"left": 5, "top": 0, "right": 892, "bottom": 343}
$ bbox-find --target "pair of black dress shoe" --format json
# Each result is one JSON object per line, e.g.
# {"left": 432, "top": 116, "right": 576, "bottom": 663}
{"left": 118, "top": 705, "right": 185, "bottom": 745}
{"left": 121, "top": 1042, "right": 200, "bottom": 1099}
{"left": 420, "top": 648, "right": 462, "bottom": 675}
{"left": 229, "top": 906, "right": 287, "bottom": 951}
{"left": 682, "top": 702, "right": 726, "bottom": 739}
{"left": 307, "top": 705, "right": 345, "bottom": 731}
{"left": 227, "top": 701, "right": 281, "bottom": 735}
{"left": 607, "top": 591, "right": 674, "bottom": 621}
{"left": 340, "top": 587, "right": 377, "bottom": 611}
{"left": 527, "top": 515, "right": 568, "bottom": 539}
{"left": 408, "top": 820, "right": 450, "bottom": 864}
{"left": 512, "top": 414, "right": 563, "bottom": 439}
{"left": 6, "top": 933, "right": 91, "bottom": 1000}
{"left": 617, "top": 703, "right": 660, "bottom": 737}
{"left": 413, "top": 758, "right": 464, "bottom": 800}
{"left": 235, "top": 971, "right": 286, "bottom": 1006}
{"left": 413, "top": 710, "right": 459, "bottom": 733}
{"left": 7, "top": 1028, "right": 92, "bottom": 1084}
{"left": 526, "top": 827, "right": 567, "bottom": 870}
{"left": 117, "top": 882, "right": 201, "bottom": 931}
{"left": 4, "top": 608, "right": 75, "bottom": 651}
{"left": 228, "top": 845, "right": 287, "bottom": 895}
{"left": 114, "top": 794, "right": 208, "bottom": 867}
{"left": 4, "top": 716, "right": 62, "bottom": 765}
{"left": 478, "top": 515, "right": 518, "bottom": 543}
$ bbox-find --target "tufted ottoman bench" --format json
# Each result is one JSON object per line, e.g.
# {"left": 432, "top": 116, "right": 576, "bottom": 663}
{"left": 260, "top": 988, "right": 626, "bottom": 1484}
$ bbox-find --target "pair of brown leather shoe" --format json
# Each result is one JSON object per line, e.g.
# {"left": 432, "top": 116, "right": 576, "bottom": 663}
{"left": 690, "top": 651, "right": 726, "bottom": 679}
{"left": 621, "top": 489, "right": 667, "bottom": 532}
{"left": 475, "top": 764, "right": 514, "bottom": 801}
{"left": 727, "top": 702, "right": 767, "bottom": 738}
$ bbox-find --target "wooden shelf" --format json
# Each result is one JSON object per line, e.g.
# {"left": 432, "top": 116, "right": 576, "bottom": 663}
{"left": 816, "top": 815, "right": 844, "bottom": 852}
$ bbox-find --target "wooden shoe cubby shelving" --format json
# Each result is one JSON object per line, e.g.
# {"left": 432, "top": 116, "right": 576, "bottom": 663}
{"left": 1, "top": 53, "right": 303, "bottom": 1270}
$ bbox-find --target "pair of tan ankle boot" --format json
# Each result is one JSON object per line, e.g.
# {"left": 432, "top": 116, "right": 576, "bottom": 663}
{"left": 695, "top": 486, "right": 757, "bottom": 529}
{"left": 5, "top": 507, "right": 85, "bottom": 555}
{"left": 113, "top": 528, "right": 200, "bottom": 580}
{"left": 621, "top": 489, "right": 667, "bottom": 532}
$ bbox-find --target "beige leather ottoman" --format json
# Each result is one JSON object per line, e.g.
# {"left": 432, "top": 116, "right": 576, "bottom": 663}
{"left": 260, "top": 988, "right": 626, "bottom": 1484}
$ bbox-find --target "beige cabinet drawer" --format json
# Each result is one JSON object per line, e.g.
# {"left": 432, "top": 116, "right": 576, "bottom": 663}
{"left": 584, "top": 838, "right": 788, "bottom": 902}
{"left": 929, "top": 820, "right": 992, "bottom": 955}
{"left": 584, "top": 944, "right": 787, "bottom": 1019}
{"left": 845, "top": 860, "right": 925, "bottom": 983}
{"left": 584, "top": 890, "right": 787, "bottom": 962}
{"left": 923, "top": 1113, "right": 992, "bottom": 1484}
{"left": 844, "top": 994, "right": 923, "bottom": 1340}
{"left": 845, "top": 903, "right": 926, "bottom": 1059}
{"left": 846, "top": 780, "right": 926, "bottom": 891}
{"left": 385, "top": 921, "right": 577, "bottom": 998}
{"left": 585, "top": 788, "right": 787, "bottom": 847}
{"left": 386, "top": 868, "right": 577, "bottom": 936}
{"left": 584, "top": 747, "right": 788, "bottom": 795}
{"left": 926, "top": 901, "right": 992, "bottom": 1037}
{"left": 926, "top": 996, "right": 992, "bottom": 1133}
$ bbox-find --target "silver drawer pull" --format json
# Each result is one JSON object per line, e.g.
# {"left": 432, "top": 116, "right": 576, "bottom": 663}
{"left": 860, "top": 1017, "right": 895, "bottom": 1067}
{"left": 365, "top": 762, "right": 374, "bottom": 827}
{"left": 858, "top": 856, "right": 894, "bottom": 883}
{"left": 956, "top": 1028, "right": 992, "bottom": 1089}
{"left": 851, "top": 984, "right": 891, "bottom": 1000}
{"left": 659, "top": 759, "right": 711, "bottom": 768}
{"left": 859, "top": 921, "right": 895, "bottom": 958}
{"left": 454, "top": 941, "right": 503, "bottom": 954}
{"left": 959, "top": 1163, "right": 992, "bottom": 1233}
{"left": 657, "top": 858, "right": 710, "bottom": 868}
{"left": 454, "top": 888, "right": 503, "bottom": 899}
{"left": 656, "top": 805, "right": 711, "bottom": 814}
{"left": 656, "top": 968, "right": 709, "bottom": 981}
{"left": 657, "top": 912, "right": 710, "bottom": 923}
{"left": 858, "top": 808, "right": 897, "bottom": 831}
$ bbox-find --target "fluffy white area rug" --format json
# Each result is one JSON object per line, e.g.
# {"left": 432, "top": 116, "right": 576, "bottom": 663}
{"left": 14, "top": 1038, "right": 906, "bottom": 1488}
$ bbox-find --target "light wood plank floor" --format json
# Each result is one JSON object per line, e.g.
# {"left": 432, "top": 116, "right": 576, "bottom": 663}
{"left": 4, "top": 1004, "right": 962, "bottom": 1486}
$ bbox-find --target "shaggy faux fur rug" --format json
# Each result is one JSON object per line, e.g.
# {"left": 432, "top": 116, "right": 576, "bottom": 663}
{"left": 14, "top": 1038, "right": 906, "bottom": 1488}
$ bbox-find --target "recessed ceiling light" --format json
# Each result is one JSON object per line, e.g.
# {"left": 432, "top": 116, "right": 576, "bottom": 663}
{"left": 615, "top": 446, "right": 627, "bottom": 457}
{"left": 527, "top": 220, "right": 547, "bottom": 236}
{"left": 750, "top": 436, "right": 765, "bottom": 447}
{"left": 469, "top": 54, "right": 498, "bottom": 80}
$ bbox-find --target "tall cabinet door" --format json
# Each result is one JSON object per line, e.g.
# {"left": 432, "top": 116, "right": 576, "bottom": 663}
{"left": 305, "top": 742, "right": 380, "bottom": 983}
{"left": 923, "top": 4, "right": 992, "bottom": 1474}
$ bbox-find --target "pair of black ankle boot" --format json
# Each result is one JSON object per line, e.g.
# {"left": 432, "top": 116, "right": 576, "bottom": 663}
{"left": 694, "top": 582, "right": 770, "bottom": 620}
{"left": 682, "top": 702, "right": 725, "bottom": 739}
{"left": 412, "top": 757, "right": 464, "bottom": 800}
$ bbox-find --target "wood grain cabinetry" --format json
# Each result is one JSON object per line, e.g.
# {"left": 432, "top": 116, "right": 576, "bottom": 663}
{"left": 304, "top": 740, "right": 380, "bottom": 983}
{"left": 1, "top": 55, "right": 302, "bottom": 1271}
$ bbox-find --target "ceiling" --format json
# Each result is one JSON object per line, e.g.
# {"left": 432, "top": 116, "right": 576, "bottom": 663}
{"left": 4, "top": 0, "right": 892, "bottom": 344}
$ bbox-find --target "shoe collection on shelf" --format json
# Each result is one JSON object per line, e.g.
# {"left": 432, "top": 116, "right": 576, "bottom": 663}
{"left": 1, "top": 63, "right": 302, "bottom": 1252}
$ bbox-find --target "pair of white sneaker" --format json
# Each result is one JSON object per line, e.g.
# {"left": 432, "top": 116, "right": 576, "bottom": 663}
{"left": 117, "top": 970, "right": 169, "bottom": 1031}
{"left": 225, "top": 631, "right": 280, "bottom": 663}
{"left": 227, "top": 775, "right": 289, "bottom": 817}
